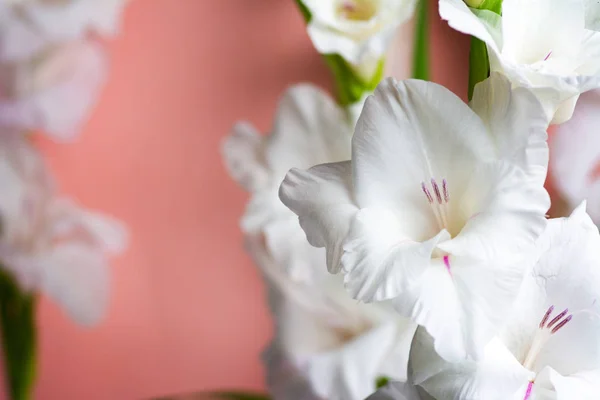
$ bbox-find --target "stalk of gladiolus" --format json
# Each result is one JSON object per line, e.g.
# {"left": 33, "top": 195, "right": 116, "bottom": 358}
{"left": 466, "top": 0, "right": 502, "bottom": 99}
{"left": 0, "top": 270, "right": 36, "bottom": 400}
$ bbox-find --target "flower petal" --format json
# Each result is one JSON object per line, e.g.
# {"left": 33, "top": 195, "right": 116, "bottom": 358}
{"left": 438, "top": 161, "right": 549, "bottom": 261}
{"left": 279, "top": 161, "right": 358, "bottom": 273}
{"left": 438, "top": 0, "right": 502, "bottom": 53}
{"left": 394, "top": 253, "right": 524, "bottom": 362}
{"left": 222, "top": 122, "right": 269, "bottom": 192}
{"left": 410, "top": 329, "right": 533, "bottom": 400}
{"left": 366, "top": 382, "right": 423, "bottom": 400}
{"left": 544, "top": 367, "right": 600, "bottom": 399}
{"left": 341, "top": 207, "right": 450, "bottom": 302}
{"left": 470, "top": 73, "right": 550, "bottom": 185}
{"left": 353, "top": 77, "right": 495, "bottom": 240}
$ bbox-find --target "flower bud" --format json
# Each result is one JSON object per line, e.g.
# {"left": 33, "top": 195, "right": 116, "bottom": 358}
{"left": 464, "top": 0, "right": 502, "bottom": 13}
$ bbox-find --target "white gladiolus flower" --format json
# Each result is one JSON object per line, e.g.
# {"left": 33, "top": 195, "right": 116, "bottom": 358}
{"left": 0, "top": 40, "right": 107, "bottom": 141}
{"left": 551, "top": 89, "right": 600, "bottom": 223}
{"left": 0, "top": 132, "right": 127, "bottom": 325}
{"left": 249, "top": 236, "right": 417, "bottom": 400}
{"left": 439, "top": 0, "right": 600, "bottom": 124}
{"left": 223, "top": 84, "right": 353, "bottom": 283}
{"left": 410, "top": 204, "right": 600, "bottom": 400}
{"left": 279, "top": 74, "right": 550, "bottom": 362}
{"left": 300, "top": 0, "right": 417, "bottom": 79}
{"left": 0, "top": 0, "right": 129, "bottom": 61}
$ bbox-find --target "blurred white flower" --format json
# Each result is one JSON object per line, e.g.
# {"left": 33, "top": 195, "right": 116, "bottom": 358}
{"left": 0, "top": 0, "right": 129, "bottom": 61}
{"left": 439, "top": 0, "right": 600, "bottom": 124}
{"left": 0, "top": 132, "right": 127, "bottom": 325}
{"left": 279, "top": 74, "right": 550, "bottom": 362}
{"left": 366, "top": 382, "right": 426, "bottom": 400}
{"left": 223, "top": 84, "right": 353, "bottom": 283}
{"left": 0, "top": 40, "right": 107, "bottom": 141}
{"left": 300, "top": 0, "right": 416, "bottom": 79}
{"left": 249, "top": 236, "right": 417, "bottom": 400}
{"left": 551, "top": 89, "right": 600, "bottom": 223}
{"left": 410, "top": 204, "right": 600, "bottom": 399}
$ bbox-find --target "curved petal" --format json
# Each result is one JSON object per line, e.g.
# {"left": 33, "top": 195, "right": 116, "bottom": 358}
{"left": 438, "top": 161, "right": 549, "bottom": 261}
{"left": 438, "top": 0, "right": 502, "bottom": 53}
{"left": 395, "top": 253, "right": 524, "bottom": 362}
{"left": 267, "top": 84, "right": 352, "bottom": 179}
{"left": 544, "top": 368, "right": 600, "bottom": 399}
{"left": 0, "top": 41, "right": 108, "bottom": 141}
{"left": 551, "top": 89, "right": 600, "bottom": 218}
{"left": 341, "top": 207, "right": 450, "bottom": 302}
{"left": 586, "top": 0, "right": 600, "bottom": 31}
{"left": 366, "top": 382, "right": 423, "bottom": 400}
{"left": 299, "top": 321, "right": 398, "bottom": 400}
{"left": 353, "top": 77, "right": 495, "bottom": 240}
{"left": 410, "top": 329, "right": 533, "bottom": 400}
{"left": 222, "top": 122, "right": 269, "bottom": 192}
{"left": 39, "top": 244, "right": 110, "bottom": 326}
{"left": 470, "top": 74, "right": 550, "bottom": 185}
{"left": 279, "top": 161, "right": 358, "bottom": 273}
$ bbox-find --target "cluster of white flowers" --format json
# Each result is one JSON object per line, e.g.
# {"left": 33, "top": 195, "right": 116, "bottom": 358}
{"left": 0, "top": 1, "right": 130, "bottom": 325}
{"left": 225, "top": 0, "right": 600, "bottom": 399}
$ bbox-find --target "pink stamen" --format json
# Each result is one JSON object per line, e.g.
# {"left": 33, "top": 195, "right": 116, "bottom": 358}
{"left": 539, "top": 305, "right": 554, "bottom": 329}
{"left": 551, "top": 315, "right": 573, "bottom": 334}
{"left": 443, "top": 255, "right": 451, "bottom": 275}
{"left": 547, "top": 308, "right": 568, "bottom": 329}
{"left": 544, "top": 51, "right": 553, "bottom": 61}
{"left": 431, "top": 178, "right": 443, "bottom": 204}
{"left": 442, "top": 179, "right": 449, "bottom": 203}
{"left": 421, "top": 182, "right": 434, "bottom": 203}
{"left": 523, "top": 381, "right": 534, "bottom": 400}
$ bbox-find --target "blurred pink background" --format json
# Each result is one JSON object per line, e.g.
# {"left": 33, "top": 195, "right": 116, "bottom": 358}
{"left": 12, "top": 1, "right": 470, "bottom": 399}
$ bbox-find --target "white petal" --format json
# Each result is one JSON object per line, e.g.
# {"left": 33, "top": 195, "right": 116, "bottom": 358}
{"left": 502, "top": 0, "right": 585, "bottom": 65}
{"left": 267, "top": 84, "right": 352, "bottom": 179}
{"left": 551, "top": 89, "right": 600, "bottom": 221}
{"left": 438, "top": 0, "right": 502, "bottom": 53}
{"left": 0, "top": 41, "right": 108, "bottom": 141}
{"left": 39, "top": 244, "right": 110, "bottom": 326}
{"left": 341, "top": 207, "right": 450, "bottom": 302}
{"left": 544, "top": 368, "right": 600, "bottom": 399}
{"left": 222, "top": 122, "right": 269, "bottom": 192}
{"left": 280, "top": 161, "right": 358, "bottom": 273}
{"left": 299, "top": 321, "right": 398, "bottom": 400}
{"left": 353, "top": 77, "right": 495, "bottom": 240}
{"left": 586, "top": 0, "right": 600, "bottom": 30}
{"left": 0, "top": 0, "right": 128, "bottom": 61}
{"left": 470, "top": 73, "right": 550, "bottom": 184}
{"left": 366, "top": 382, "right": 423, "bottom": 400}
{"left": 410, "top": 329, "right": 533, "bottom": 400}
{"left": 438, "top": 161, "right": 549, "bottom": 261}
{"left": 395, "top": 254, "right": 524, "bottom": 362}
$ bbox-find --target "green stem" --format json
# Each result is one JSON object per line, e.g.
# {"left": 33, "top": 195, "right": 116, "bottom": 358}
{"left": 0, "top": 270, "right": 37, "bottom": 400}
{"left": 412, "top": 0, "right": 430, "bottom": 80}
{"left": 468, "top": 37, "right": 490, "bottom": 100}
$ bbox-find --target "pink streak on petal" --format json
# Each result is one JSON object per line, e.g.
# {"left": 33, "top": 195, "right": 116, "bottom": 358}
{"left": 524, "top": 381, "right": 534, "bottom": 400}
{"left": 443, "top": 255, "right": 451, "bottom": 275}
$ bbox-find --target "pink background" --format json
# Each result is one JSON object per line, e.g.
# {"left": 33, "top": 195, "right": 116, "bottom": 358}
{"left": 13, "top": 1, "right": 469, "bottom": 399}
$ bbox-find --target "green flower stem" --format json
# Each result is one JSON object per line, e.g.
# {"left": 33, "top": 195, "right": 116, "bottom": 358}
{"left": 468, "top": 36, "right": 489, "bottom": 100}
{"left": 467, "top": 0, "right": 503, "bottom": 99}
{"left": 412, "top": 0, "right": 430, "bottom": 80}
{"left": 0, "top": 269, "right": 37, "bottom": 400}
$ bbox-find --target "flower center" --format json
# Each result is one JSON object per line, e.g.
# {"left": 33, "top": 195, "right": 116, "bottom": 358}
{"left": 421, "top": 178, "right": 450, "bottom": 232}
{"left": 521, "top": 305, "right": 573, "bottom": 399}
{"left": 336, "top": 0, "right": 377, "bottom": 21}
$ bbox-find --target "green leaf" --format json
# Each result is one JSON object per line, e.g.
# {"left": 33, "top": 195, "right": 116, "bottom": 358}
{"left": 412, "top": 0, "right": 430, "bottom": 80}
{"left": 294, "top": 0, "right": 312, "bottom": 23}
{"left": 0, "top": 269, "right": 37, "bottom": 400}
